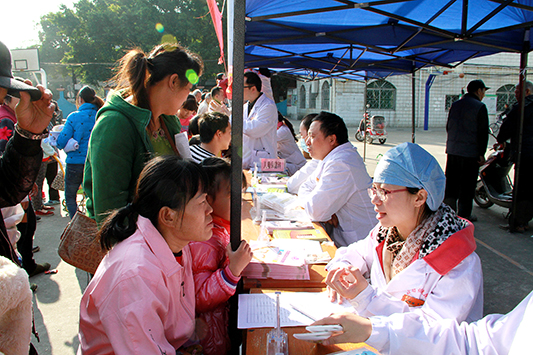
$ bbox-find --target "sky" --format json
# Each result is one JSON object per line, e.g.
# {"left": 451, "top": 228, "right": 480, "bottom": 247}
{"left": 2, "top": 0, "right": 76, "bottom": 50}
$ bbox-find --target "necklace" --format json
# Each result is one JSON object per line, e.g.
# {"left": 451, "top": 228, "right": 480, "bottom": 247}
{"left": 150, "top": 127, "right": 166, "bottom": 139}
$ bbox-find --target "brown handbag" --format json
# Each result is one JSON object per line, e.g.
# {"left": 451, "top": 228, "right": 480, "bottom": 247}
{"left": 58, "top": 211, "right": 106, "bottom": 274}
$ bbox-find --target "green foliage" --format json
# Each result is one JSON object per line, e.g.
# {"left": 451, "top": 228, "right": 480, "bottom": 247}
{"left": 38, "top": 0, "right": 224, "bottom": 87}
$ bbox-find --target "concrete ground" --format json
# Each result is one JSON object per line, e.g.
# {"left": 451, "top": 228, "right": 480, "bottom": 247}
{"left": 28, "top": 127, "right": 533, "bottom": 354}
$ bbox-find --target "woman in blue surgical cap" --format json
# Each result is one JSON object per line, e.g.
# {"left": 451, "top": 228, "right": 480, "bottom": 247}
{"left": 322, "top": 143, "right": 483, "bottom": 353}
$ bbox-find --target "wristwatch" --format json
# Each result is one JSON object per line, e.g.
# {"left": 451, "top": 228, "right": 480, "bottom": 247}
{"left": 15, "top": 124, "right": 49, "bottom": 140}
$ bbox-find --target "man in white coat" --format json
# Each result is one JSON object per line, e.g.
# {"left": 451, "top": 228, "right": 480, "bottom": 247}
{"left": 242, "top": 71, "right": 278, "bottom": 169}
{"left": 298, "top": 112, "right": 375, "bottom": 247}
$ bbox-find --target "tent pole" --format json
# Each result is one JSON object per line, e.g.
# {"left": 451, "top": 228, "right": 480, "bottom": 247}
{"left": 412, "top": 70, "right": 416, "bottom": 143}
{"left": 509, "top": 28, "right": 530, "bottom": 230}
{"left": 230, "top": 0, "right": 245, "bottom": 251}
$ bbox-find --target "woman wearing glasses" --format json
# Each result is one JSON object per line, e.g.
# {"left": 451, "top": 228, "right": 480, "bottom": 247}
{"left": 83, "top": 43, "right": 202, "bottom": 224}
{"left": 324, "top": 143, "right": 483, "bottom": 350}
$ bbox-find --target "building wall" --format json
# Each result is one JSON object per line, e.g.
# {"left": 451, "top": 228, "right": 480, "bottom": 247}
{"left": 289, "top": 52, "right": 529, "bottom": 128}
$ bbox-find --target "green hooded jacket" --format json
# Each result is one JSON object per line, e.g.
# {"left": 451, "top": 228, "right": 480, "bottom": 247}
{"left": 83, "top": 90, "right": 181, "bottom": 224}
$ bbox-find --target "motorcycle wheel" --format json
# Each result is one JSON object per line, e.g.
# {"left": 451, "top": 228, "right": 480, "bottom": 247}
{"left": 379, "top": 138, "right": 386, "bottom": 144}
{"left": 474, "top": 180, "right": 494, "bottom": 208}
{"left": 365, "top": 135, "right": 373, "bottom": 144}
{"left": 355, "top": 131, "right": 364, "bottom": 142}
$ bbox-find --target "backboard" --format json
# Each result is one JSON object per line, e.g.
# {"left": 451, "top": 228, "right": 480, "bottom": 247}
{"left": 10, "top": 48, "right": 40, "bottom": 72}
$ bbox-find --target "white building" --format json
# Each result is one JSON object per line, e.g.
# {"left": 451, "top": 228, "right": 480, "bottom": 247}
{"left": 286, "top": 52, "right": 533, "bottom": 128}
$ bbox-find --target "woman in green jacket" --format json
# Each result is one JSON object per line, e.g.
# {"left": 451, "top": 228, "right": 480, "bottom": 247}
{"left": 83, "top": 43, "right": 203, "bottom": 224}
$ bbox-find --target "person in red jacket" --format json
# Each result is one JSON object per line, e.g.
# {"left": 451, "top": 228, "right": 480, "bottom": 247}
{"left": 189, "top": 157, "right": 253, "bottom": 355}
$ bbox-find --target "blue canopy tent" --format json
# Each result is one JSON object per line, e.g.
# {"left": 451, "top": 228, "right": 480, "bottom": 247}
{"left": 229, "top": 0, "right": 533, "bottom": 250}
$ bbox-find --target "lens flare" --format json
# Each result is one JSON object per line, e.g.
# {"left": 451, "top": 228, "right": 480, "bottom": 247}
{"left": 186, "top": 69, "right": 199, "bottom": 85}
{"left": 155, "top": 23, "right": 164, "bottom": 33}
{"left": 161, "top": 34, "right": 177, "bottom": 44}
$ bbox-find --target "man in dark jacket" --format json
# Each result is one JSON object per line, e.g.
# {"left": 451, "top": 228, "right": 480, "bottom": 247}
{"left": 444, "top": 79, "right": 489, "bottom": 221}
{"left": 0, "top": 40, "right": 55, "bottom": 264}
{"left": 497, "top": 81, "right": 533, "bottom": 233}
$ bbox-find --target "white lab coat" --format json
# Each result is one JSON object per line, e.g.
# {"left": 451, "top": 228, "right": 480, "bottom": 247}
{"left": 298, "top": 142, "right": 375, "bottom": 246}
{"left": 328, "top": 223, "right": 484, "bottom": 355}
{"left": 367, "top": 289, "right": 533, "bottom": 355}
{"left": 242, "top": 93, "right": 278, "bottom": 169}
{"left": 276, "top": 125, "right": 306, "bottom": 176}
{"left": 287, "top": 159, "right": 319, "bottom": 194}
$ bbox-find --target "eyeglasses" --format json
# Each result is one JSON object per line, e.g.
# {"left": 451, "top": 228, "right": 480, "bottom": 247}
{"left": 368, "top": 186, "right": 408, "bottom": 202}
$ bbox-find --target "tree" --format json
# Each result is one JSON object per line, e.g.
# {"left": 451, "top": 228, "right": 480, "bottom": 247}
{"left": 39, "top": 0, "right": 223, "bottom": 87}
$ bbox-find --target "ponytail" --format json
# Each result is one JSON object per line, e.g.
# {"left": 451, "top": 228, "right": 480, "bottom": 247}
{"left": 110, "top": 49, "right": 151, "bottom": 110}
{"left": 99, "top": 203, "right": 139, "bottom": 251}
{"left": 78, "top": 85, "right": 105, "bottom": 110}
{"left": 109, "top": 43, "right": 203, "bottom": 111}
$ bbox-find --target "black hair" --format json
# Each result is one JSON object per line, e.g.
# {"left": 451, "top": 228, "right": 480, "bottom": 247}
{"left": 198, "top": 112, "right": 230, "bottom": 143}
{"left": 277, "top": 112, "right": 297, "bottom": 142}
{"left": 244, "top": 71, "right": 262, "bottom": 92}
{"left": 77, "top": 85, "right": 104, "bottom": 109}
{"left": 110, "top": 43, "right": 203, "bottom": 110}
{"left": 258, "top": 67, "right": 272, "bottom": 78}
{"left": 181, "top": 94, "right": 198, "bottom": 112}
{"left": 311, "top": 111, "right": 349, "bottom": 145}
{"left": 210, "top": 86, "right": 224, "bottom": 99}
{"left": 200, "top": 157, "right": 246, "bottom": 202}
{"left": 301, "top": 113, "right": 318, "bottom": 131}
{"left": 216, "top": 73, "right": 225, "bottom": 81}
{"left": 188, "top": 115, "right": 200, "bottom": 136}
{"left": 99, "top": 156, "right": 207, "bottom": 251}
{"left": 406, "top": 187, "right": 435, "bottom": 225}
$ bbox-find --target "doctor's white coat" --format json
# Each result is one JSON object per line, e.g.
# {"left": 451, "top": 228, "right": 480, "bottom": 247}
{"left": 298, "top": 142, "right": 375, "bottom": 246}
{"left": 242, "top": 94, "right": 277, "bottom": 169}
{"left": 368, "top": 286, "right": 532, "bottom": 355}
{"left": 328, "top": 223, "right": 484, "bottom": 354}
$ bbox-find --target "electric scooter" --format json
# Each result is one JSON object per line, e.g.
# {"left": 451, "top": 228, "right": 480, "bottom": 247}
{"left": 474, "top": 146, "right": 513, "bottom": 211}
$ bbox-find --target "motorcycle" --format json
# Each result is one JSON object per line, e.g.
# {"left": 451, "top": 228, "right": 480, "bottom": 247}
{"left": 355, "top": 113, "right": 387, "bottom": 144}
{"left": 474, "top": 146, "right": 513, "bottom": 211}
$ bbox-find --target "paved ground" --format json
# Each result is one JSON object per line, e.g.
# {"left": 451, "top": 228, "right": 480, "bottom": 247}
{"left": 28, "top": 126, "right": 533, "bottom": 354}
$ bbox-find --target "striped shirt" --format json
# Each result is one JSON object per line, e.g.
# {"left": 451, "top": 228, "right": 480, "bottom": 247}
{"left": 190, "top": 144, "right": 215, "bottom": 163}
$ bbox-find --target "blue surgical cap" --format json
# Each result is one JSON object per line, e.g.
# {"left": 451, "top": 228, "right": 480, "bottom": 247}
{"left": 373, "top": 142, "right": 445, "bottom": 211}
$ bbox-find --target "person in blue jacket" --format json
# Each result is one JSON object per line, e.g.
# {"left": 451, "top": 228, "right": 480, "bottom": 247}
{"left": 57, "top": 86, "right": 103, "bottom": 218}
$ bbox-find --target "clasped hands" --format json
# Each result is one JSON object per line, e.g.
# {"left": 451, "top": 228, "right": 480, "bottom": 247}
{"left": 326, "top": 265, "right": 368, "bottom": 302}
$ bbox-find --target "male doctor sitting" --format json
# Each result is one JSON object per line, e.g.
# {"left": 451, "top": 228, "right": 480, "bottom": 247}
{"left": 242, "top": 71, "right": 277, "bottom": 169}
{"left": 297, "top": 112, "right": 375, "bottom": 247}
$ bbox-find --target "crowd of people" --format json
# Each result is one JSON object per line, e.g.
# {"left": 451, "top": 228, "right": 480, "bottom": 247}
{"left": 1, "top": 36, "right": 532, "bottom": 355}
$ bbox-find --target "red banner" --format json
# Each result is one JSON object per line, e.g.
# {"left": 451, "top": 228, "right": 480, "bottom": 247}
{"left": 207, "top": 0, "right": 224, "bottom": 65}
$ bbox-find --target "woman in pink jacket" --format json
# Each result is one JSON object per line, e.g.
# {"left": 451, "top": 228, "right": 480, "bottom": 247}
{"left": 78, "top": 156, "right": 213, "bottom": 355}
{"left": 189, "top": 158, "right": 253, "bottom": 355}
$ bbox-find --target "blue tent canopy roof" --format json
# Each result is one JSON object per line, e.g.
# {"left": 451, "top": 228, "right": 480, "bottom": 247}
{"left": 244, "top": 0, "right": 533, "bottom": 75}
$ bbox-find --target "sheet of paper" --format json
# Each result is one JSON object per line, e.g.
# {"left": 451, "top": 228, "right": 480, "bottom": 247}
{"left": 174, "top": 132, "right": 192, "bottom": 159}
{"left": 238, "top": 293, "right": 314, "bottom": 329}
{"left": 238, "top": 292, "right": 355, "bottom": 329}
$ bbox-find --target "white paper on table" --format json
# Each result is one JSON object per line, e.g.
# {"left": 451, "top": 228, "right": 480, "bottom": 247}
{"left": 174, "top": 132, "right": 192, "bottom": 160}
{"left": 237, "top": 292, "right": 355, "bottom": 329}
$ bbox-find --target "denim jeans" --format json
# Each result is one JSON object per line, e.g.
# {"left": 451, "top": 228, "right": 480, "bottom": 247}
{"left": 65, "top": 164, "right": 85, "bottom": 219}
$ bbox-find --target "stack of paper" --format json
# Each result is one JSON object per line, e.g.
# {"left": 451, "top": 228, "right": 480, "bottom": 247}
{"left": 242, "top": 240, "right": 310, "bottom": 280}
{"left": 260, "top": 192, "right": 299, "bottom": 215}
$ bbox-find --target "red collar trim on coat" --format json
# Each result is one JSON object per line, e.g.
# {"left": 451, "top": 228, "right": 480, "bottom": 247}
{"left": 373, "top": 221, "right": 476, "bottom": 276}
{"left": 422, "top": 221, "right": 476, "bottom": 275}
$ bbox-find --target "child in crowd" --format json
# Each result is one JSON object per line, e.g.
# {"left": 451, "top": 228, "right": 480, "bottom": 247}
{"left": 189, "top": 157, "right": 253, "bottom": 355}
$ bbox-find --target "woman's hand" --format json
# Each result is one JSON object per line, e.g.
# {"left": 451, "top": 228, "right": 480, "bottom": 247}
{"left": 325, "top": 266, "right": 368, "bottom": 300}
{"left": 15, "top": 82, "right": 55, "bottom": 134}
{"left": 311, "top": 312, "right": 372, "bottom": 345}
{"left": 227, "top": 240, "right": 253, "bottom": 277}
